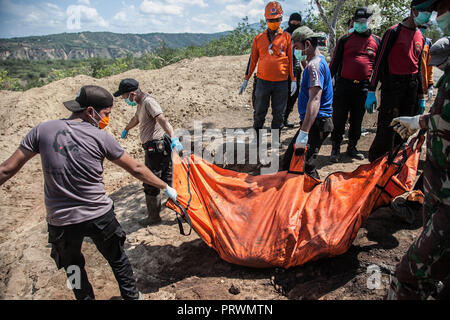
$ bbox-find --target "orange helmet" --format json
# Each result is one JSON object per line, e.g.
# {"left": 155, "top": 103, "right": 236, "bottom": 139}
{"left": 265, "top": 1, "right": 283, "bottom": 20}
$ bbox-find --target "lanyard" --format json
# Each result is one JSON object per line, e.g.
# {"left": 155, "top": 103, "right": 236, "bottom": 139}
{"left": 267, "top": 30, "right": 278, "bottom": 55}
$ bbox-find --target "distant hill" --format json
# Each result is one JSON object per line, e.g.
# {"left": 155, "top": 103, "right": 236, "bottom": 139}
{"left": 0, "top": 31, "right": 229, "bottom": 61}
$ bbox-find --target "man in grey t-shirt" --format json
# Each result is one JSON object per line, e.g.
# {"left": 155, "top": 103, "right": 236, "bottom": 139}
{"left": 0, "top": 85, "right": 177, "bottom": 300}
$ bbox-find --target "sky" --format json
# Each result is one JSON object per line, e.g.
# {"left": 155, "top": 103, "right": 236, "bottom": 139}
{"left": 0, "top": 0, "right": 311, "bottom": 38}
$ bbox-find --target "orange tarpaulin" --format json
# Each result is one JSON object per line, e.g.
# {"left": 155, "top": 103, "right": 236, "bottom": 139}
{"left": 167, "top": 136, "right": 424, "bottom": 269}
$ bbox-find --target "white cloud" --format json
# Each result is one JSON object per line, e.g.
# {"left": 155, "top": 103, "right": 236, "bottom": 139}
{"left": 0, "top": 0, "right": 312, "bottom": 38}
{"left": 140, "top": 1, "right": 183, "bottom": 16}
{"left": 216, "top": 23, "right": 234, "bottom": 32}
{"left": 224, "top": 0, "right": 265, "bottom": 20}
{"left": 66, "top": 4, "right": 109, "bottom": 28}
{"left": 166, "top": 0, "right": 207, "bottom": 8}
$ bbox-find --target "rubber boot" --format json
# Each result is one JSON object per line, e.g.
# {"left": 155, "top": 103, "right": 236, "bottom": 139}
{"left": 141, "top": 194, "right": 162, "bottom": 226}
{"left": 347, "top": 140, "right": 365, "bottom": 160}
{"left": 330, "top": 142, "right": 341, "bottom": 163}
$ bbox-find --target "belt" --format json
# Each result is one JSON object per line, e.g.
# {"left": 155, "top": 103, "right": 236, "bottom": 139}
{"left": 337, "top": 77, "right": 369, "bottom": 87}
{"left": 142, "top": 135, "right": 170, "bottom": 153}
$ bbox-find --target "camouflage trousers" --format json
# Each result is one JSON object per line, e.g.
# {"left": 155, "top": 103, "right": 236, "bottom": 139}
{"left": 388, "top": 166, "right": 450, "bottom": 300}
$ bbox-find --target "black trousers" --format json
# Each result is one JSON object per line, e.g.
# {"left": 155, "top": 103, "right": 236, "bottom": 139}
{"left": 281, "top": 117, "right": 333, "bottom": 179}
{"left": 285, "top": 74, "right": 301, "bottom": 123}
{"left": 48, "top": 207, "right": 139, "bottom": 300}
{"left": 143, "top": 134, "right": 173, "bottom": 196}
{"left": 331, "top": 79, "right": 368, "bottom": 145}
{"left": 252, "top": 77, "right": 289, "bottom": 130}
{"left": 368, "top": 75, "right": 420, "bottom": 163}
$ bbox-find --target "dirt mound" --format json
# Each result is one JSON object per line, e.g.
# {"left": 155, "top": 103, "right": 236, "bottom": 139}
{"left": 0, "top": 55, "right": 430, "bottom": 300}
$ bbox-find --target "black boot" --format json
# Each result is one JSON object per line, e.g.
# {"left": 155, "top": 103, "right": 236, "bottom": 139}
{"left": 347, "top": 140, "right": 365, "bottom": 160}
{"left": 141, "top": 194, "right": 162, "bottom": 226}
{"left": 330, "top": 142, "right": 341, "bottom": 163}
{"left": 283, "top": 119, "right": 295, "bottom": 129}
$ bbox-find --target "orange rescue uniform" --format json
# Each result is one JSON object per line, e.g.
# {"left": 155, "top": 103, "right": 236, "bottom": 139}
{"left": 245, "top": 28, "right": 296, "bottom": 82}
{"left": 421, "top": 38, "right": 434, "bottom": 93}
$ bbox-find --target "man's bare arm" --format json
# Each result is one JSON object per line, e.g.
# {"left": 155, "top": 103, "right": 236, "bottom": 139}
{"left": 0, "top": 147, "right": 37, "bottom": 186}
{"left": 155, "top": 114, "right": 175, "bottom": 138}
{"left": 112, "top": 152, "right": 167, "bottom": 190}
{"left": 301, "top": 86, "right": 323, "bottom": 133}
{"left": 125, "top": 115, "right": 140, "bottom": 132}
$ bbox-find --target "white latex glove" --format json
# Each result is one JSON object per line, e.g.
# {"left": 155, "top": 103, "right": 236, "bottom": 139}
{"left": 294, "top": 130, "right": 309, "bottom": 150}
{"left": 290, "top": 81, "right": 297, "bottom": 96}
{"left": 164, "top": 185, "right": 178, "bottom": 202}
{"left": 238, "top": 79, "right": 248, "bottom": 95}
{"left": 428, "top": 85, "right": 434, "bottom": 100}
{"left": 390, "top": 116, "right": 421, "bottom": 140}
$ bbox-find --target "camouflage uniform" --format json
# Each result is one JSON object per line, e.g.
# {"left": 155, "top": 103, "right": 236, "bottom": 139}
{"left": 388, "top": 65, "right": 450, "bottom": 300}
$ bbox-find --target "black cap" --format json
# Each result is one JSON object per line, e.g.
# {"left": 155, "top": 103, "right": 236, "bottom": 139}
{"left": 429, "top": 37, "right": 450, "bottom": 66}
{"left": 289, "top": 12, "right": 302, "bottom": 23}
{"left": 63, "top": 85, "right": 113, "bottom": 113}
{"left": 354, "top": 7, "right": 373, "bottom": 23}
{"left": 114, "top": 78, "right": 139, "bottom": 97}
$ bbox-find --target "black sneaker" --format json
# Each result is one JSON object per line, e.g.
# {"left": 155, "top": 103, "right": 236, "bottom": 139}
{"left": 283, "top": 120, "right": 295, "bottom": 128}
{"left": 347, "top": 145, "right": 365, "bottom": 160}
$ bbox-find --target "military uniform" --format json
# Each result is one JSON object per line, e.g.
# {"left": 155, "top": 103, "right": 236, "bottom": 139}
{"left": 388, "top": 65, "right": 450, "bottom": 300}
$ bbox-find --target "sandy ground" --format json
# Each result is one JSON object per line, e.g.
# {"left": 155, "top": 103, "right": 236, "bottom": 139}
{"left": 0, "top": 55, "right": 441, "bottom": 300}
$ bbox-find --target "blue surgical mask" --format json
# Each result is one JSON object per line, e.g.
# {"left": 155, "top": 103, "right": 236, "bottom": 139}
{"left": 294, "top": 49, "right": 307, "bottom": 61}
{"left": 354, "top": 22, "right": 368, "bottom": 33}
{"left": 414, "top": 11, "right": 432, "bottom": 26}
{"left": 348, "top": 28, "right": 355, "bottom": 34}
{"left": 125, "top": 98, "right": 137, "bottom": 106}
{"left": 125, "top": 92, "right": 137, "bottom": 106}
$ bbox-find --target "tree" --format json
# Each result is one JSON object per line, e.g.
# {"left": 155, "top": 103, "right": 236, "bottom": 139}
{"left": 313, "top": 0, "right": 347, "bottom": 55}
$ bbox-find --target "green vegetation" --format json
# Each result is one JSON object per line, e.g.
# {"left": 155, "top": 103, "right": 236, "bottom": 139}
{"left": 0, "top": 18, "right": 262, "bottom": 91}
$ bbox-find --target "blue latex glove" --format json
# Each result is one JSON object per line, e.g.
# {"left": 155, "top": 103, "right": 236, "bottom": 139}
{"left": 164, "top": 185, "right": 178, "bottom": 202}
{"left": 171, "top": 137, "right": 184, "bottom": 153}
{"left": 418, "top": 98, "right": 426, "bottom": 115}
{"left": 294, "top": 130, "right": 309, "bottom": 150}
{"left": 365, "top": 91, "right": 377, "bottom": 114}
{"left": 121, "top": 129, "right": 129, "bottom": 139}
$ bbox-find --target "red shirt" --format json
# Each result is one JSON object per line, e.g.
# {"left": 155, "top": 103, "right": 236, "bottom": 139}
{"left": 340, "top": 33, "right": 379, "bottom": 81}
{"left": 388, "top": 25, "right": 424, "bottom": 75}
